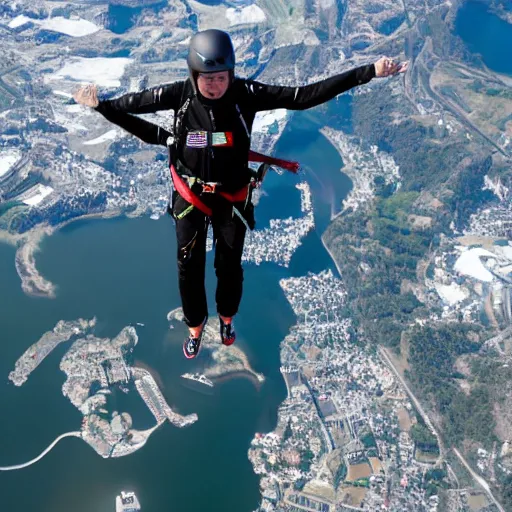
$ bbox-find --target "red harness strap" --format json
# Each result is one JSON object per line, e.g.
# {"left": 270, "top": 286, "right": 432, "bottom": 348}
{"left": 219, "top": 187, "right": 249, "bottom": 202}
{"left": 248, "top": 150, "right": 300, "bottom": 173}
{"left": 170, "top": 152, "right": 300, "bottom": 216}
{"left": 170, "top": 164, "right": 213, "bottom": 216}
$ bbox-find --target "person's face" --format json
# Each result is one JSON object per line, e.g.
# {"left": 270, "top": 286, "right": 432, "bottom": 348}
{"left": 197, "top": 71, "right": 230, "bottom": 99}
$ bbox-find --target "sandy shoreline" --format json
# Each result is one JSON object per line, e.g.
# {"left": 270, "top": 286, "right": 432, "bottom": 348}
{"left": 1, "top": 208, "right": 126, "bottom": 299}
{"left": 209, "top": 370, "right": 263, "bottom": 389}
{"left": 321, "top": 232, "right": 343, "bottom": 278}
{"left": 0, "top": 229, "right": 22, "bottom": 246}
{"left": 14, "top": 226, "right": 57, "bottom": 298}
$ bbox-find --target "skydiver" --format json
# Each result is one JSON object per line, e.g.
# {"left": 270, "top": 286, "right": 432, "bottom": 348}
{"left": 74, "top": 29, "right": 408, "bottom": 359}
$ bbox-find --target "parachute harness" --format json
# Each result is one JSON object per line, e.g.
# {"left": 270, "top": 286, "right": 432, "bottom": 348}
{"left": 167, "top": 91, "right": 300, "bottom": 223}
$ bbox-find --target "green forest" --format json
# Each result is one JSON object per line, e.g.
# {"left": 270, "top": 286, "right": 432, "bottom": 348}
{"left": 323, "top": 39, "right": 509, "bottom": 500}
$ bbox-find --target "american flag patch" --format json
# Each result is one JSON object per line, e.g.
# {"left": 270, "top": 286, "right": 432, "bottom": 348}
{"left": 186, "top": 131, "right": 208, "bottom": 148}
{"left": 212, "top": 132, "right": 233, "bottom": 147}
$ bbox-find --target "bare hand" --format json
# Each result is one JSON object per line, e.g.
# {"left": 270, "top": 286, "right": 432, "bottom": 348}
{"left": 73, "top": 84, "right": 99, "bottom": 108}
{"left": 374, "top": 57, "right": 409, "bottom": 78}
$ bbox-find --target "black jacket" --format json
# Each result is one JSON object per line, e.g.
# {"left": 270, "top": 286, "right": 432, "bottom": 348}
{"left": 96, "top": 64, "right": 376, "bottom": 191}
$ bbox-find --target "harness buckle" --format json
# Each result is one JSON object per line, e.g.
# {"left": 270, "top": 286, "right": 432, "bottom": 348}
{"left": 202, "top": 182, "right": 217, "bottom": 193}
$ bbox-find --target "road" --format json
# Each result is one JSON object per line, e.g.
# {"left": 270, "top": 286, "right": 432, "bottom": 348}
{"left": 403, "top": 25, "right": 510, "bottom": 160}
{"left": 453, "top": 447, "right": 505, "bottom": 512}
{"left": 0, "top": 431, "right": 81, "bottom": 471}
{"left": 481, "top": 325, "right": 512, "bottom": 355}
{"left": 378, "top": 346, "right": 444, "bottom": 462}
{"left": 379, "top": 346, "right": 506, "bottom": 511}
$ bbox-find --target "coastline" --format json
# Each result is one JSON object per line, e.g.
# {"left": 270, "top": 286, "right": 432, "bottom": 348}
{"left": 14, "top": 226, "right": 57, "bottom": 298}
{"left": 0, "top": 229, "right": 22, "bottom": 246}
{"left": 320, "top": 231, "right": 343, "bottom": 278}
{"left": 1, "top": 207, "right": 127, "bottom": 299}
{"left": 209, "top": 369, "right": 263, "bottom": 389}
{"left": 319, "top": 126, "right": 400, "bottom": 214}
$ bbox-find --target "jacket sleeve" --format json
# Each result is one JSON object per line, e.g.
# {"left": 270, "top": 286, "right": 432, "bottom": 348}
{"left": 97, "top": 81, "right": 185, "bottom": 114}
{"left": 246, "top": 64, "right": 376, "bottom": 112}
{"left": 95, "top": 103, "right": 171, "bottom": 146}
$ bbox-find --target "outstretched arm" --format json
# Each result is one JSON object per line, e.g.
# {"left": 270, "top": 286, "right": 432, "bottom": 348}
{"left": 248, "top": 57, "right": 408, "bottom": 112}
{"left": 73, "top": 81, "right": 185, "bottom": 114}
{"left": 97, "top": 104, "right": 171, "bottom": 146}
{"left": 74, "top": 85, "right": 171, "bottom": 145}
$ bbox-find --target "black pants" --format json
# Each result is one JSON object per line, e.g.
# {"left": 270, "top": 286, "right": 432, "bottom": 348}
{"left": 172, "top": 193, "right": 247, "bottom": 328}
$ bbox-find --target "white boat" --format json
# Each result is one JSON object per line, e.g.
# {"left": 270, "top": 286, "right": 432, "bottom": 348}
{"left": 181, "top": 372, "right": 214, "bottom": 388}
{"left": 116, "top": 490, "right": 141, "bottom": 511}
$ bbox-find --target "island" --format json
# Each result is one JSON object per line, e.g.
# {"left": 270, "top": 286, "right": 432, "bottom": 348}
{"left": 168, "top": 308, "right": 265, "bottom": 385}
{"left": 4, "top": 319, "right": 197, "bottom": 469}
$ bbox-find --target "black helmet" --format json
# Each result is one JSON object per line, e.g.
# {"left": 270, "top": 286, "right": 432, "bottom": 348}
{"left": 187, "top": 29, "right": 235, "bottom": 76}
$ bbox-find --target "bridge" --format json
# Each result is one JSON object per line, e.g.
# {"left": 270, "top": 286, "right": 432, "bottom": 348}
{"left": 0, "top": 431, "right": 81, "bottom": 471}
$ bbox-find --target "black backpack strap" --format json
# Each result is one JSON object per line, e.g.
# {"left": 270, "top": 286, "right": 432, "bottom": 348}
{"left": 235, "top": 104, "right": 250, "bottom": 140}
{"left": 173, "top": 79, "right": 194, "bottom": 139}
{"left": 168, "top": 80, "right": 194, "bottom": 166}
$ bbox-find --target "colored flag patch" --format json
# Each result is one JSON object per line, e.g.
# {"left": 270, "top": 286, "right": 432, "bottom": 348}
{"left": 212, "top": 132, "right": 233, "bottom": 147}
{"left": 186, "top": 131, "right": 208, "bottom": 148}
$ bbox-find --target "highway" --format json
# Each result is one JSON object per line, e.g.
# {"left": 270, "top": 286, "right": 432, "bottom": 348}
{"left": 403, "top": 23, "right": 510, "bottom": 160}
{"left": 379, "top": 346, "right": 505, "bottom": 511}
{"left": 0, "top": 431, "right": 81, "bottom": 471}
{"left": 378, "top": 346, "right": 444, "bottom": 461}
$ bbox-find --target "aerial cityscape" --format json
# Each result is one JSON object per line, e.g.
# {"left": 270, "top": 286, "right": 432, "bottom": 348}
{"left": 1, "top": 0, "right": 512, "bottom": 511}
{"left": 6, "top": 320, "right": 198, "bottom": 462}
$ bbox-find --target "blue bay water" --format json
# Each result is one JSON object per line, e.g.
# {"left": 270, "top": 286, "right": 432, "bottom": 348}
{"left": 0, "top": 108, "right": 351, "bottom": 511}
{"left": 1, "top": 5, "right": 503, "bottom": 508}
{"left": 456, "top": 0, "right": 512, "bottom": 76}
